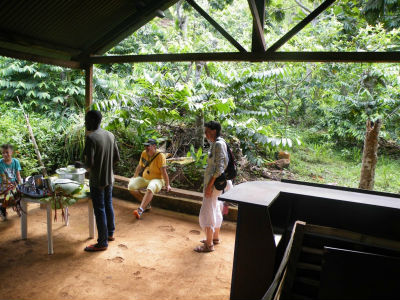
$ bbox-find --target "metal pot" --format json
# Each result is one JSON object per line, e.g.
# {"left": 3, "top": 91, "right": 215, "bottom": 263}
{"left": 56, "top": 167, "right": 86, "bottom": 184}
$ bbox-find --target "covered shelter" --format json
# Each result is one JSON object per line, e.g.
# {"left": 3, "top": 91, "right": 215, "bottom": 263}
{"left": 1, "top": 0, "right": 399, "bottom": 110}
{"left": 1, "top": 1, "right": 400, "bottom": 300}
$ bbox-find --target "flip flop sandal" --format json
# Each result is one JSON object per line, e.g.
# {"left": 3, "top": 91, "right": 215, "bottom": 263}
{"left": 84, "top": 244, "right": 108, "bottom": 252}
{"left": 200, "top": 239, "right": 220, "bottom": 245}
{"left": 194, "top": 243, "right": 214, "bottom": 253}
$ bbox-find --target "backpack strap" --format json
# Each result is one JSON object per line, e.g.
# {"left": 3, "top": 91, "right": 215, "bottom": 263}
{"left": 142, "top": 152, "right": 161, "bottom": 169}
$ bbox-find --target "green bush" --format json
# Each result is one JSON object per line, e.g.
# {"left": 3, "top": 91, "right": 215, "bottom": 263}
{"left": 0, "top": 106, "right": 87, "bottom": 177}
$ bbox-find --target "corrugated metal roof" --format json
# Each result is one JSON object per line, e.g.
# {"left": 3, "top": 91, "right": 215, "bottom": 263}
{"left": 3, "top": 0, "right": 396, "bottom": 67}
{"left": 0, "top": 0, "right": 179, "bottom": 68}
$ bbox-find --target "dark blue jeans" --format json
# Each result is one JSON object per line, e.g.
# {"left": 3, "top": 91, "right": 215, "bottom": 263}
{"left": 90, "top": 185, "right": 115, "bottom": 247}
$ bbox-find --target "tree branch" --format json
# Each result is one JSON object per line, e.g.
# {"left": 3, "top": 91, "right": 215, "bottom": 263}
{"left": 294, "top": 0, "right": 312, "bottom": 14}
{"left": 185, "top": 61, "right": 193, "bottom": 82}
{"left": 274, "top": 76, "right": 287, "bottom": 106}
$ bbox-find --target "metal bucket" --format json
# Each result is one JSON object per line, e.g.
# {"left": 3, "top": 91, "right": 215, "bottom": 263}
{"left": 56, "top": 167, "right": 86, "bottom": 184}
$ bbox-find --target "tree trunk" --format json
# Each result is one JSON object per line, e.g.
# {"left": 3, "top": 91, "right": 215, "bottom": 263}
{"left": 193, "top": 61, "right": 204, "bottom": 149}
{"left": 176, "top": 0, "right": 188, "bottom": 39}
{"left": 17, "top": 97, "right": 48, "bottom": 177}
{"left": 195, "top": 110, "right": 204, "bottom": 149}
{"left": 194, "top": 61, "right": 204, "bottom": 83}
{"left": 24, "top": 114, "right": 48, "bottom": 178}
{"left": 185, "top": 62, "right": 193, "bottom": 82}
{"left": 359, "top": 119, "right": 381, "bottom": 190}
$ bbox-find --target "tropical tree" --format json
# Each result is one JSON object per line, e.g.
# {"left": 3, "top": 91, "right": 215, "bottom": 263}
{"left": 0, "top": 57, "right": 85, "bottom": 117}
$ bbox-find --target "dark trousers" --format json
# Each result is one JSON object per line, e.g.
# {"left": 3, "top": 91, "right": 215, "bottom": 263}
{"left": 90, "top": 185, "right": 115, "bottom": 247}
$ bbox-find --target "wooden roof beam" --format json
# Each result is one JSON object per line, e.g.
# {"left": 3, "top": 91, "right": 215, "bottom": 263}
{"left": 84, "top": 64, "right": 93, "bottom": 111}
{"left": 89, "top": 52, "right": 400, "bottom": 64}
{"left": 0, "top": 47, "right": 80, "bottom": 69}
{"left": 0, "top": 30, "right": 81, "bottom": 57}
{"left": 248, "top": 0, "right": 266, "bottom": 51}
{"left": 267, "top": 0, "right": 336, "bottom": 52}
{"left": 186, "top": 0, "right": 246, "bottom": 52}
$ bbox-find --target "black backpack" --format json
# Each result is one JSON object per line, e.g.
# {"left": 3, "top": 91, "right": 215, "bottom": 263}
{"left": 214, "top": 140, "right": 238, "bottom": 191}
{"left": 224, "top": 142, "right": 237, "bottom": 180}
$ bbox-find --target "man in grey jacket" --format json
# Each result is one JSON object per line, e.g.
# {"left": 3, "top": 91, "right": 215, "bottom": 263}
{"left": 83, "top": 110, "right": 120, "bottom": 252}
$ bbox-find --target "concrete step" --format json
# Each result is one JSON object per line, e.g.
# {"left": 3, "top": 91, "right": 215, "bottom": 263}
{"left": 113, "top": 176, "right": 237, "bottom": 222}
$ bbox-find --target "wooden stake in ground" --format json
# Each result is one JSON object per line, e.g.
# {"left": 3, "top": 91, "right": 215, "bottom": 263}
{"left": 359, "top": 119, "right": 381, "bottom": 190}
{"left": 17, "top": 96, "right": 48, "bottom": 177}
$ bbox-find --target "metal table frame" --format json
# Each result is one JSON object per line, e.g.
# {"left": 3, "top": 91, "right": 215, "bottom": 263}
{"left": 20, "top": 197, "right": 95, "bottom": 254}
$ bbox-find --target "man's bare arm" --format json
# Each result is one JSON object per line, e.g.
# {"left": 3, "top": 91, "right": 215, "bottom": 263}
{"left": 161, "top": 167, "right": 171, "bottom": 192}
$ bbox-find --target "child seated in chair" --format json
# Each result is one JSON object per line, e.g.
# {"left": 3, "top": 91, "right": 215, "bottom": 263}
{"left": 0, "top": 144, "right": 22, "bottom": 220}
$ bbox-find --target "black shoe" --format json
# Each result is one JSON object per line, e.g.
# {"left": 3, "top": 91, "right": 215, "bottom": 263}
{"left": 0, "top": 207, "right": 7, "bottom": 221}
{"left": 84, "top": 244, "right": 108, "bottom": 252}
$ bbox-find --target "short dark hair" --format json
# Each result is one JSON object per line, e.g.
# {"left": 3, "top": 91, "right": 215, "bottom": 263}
{"left": 1, "top": 144, "right": 13, "bottom": 151}
{"left": 85, "top": 110, "right": 102, "bottom": 131}
{"left": 204, "top": 121, "right": 221, "bottom": 137}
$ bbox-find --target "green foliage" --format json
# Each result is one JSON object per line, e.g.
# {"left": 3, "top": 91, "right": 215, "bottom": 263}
{"left": 334, "top": 0, "right": 400, "bottom": 39}
{"left": 362, "top": 0, "right": 400, "bottom": 30}
{"left": 310, "top": 63, "right": 400, "bottom": 146}
{"left": 176, "top": 162, "right": 205, "bottom": 192}
{"left": 340, "top": 147, "right": 362, "bottom": 162}
{"left": 308, "top": 143, "right": 334, "bottom": 164}
{"left": 375, "top": 155, "right": 400, "bottom": 191}
{"left": 209, "top": 0, "right": 234, "bottom": 10}
{"left": 288, "top": 146, "right": 400, "bottom": 193}
{"left": 224, "top": 118, "right": 300, "bottom": 165}
{"left": 187, "top": 145, "right": 208, "bottom": 168}
{"left": 0, "top": 58, "right": 85, "bottom": 117}
{"left": 0, "top": 106, "right": 81, "bottom": 177}
{"left": 62, "top": 113, "right": 86, "bottom": 163}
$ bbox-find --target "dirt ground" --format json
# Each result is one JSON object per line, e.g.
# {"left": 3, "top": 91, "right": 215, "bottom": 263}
{"left": 0, "top": 198, "right": 236, "bottom": 300}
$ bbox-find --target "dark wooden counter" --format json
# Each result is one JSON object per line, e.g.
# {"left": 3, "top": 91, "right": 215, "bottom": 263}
{"left": 219, "top": 180, "right": 400, "bottom": 300}
{"left": 220, "top": 180, "right": 400, "bottom": 209}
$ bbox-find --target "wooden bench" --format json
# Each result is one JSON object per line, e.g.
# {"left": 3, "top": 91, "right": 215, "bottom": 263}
{"left": 113, "top": 175, "right": 238, "bottom": 221}
{"left": 114, "top": 174, "right": 203, "bottom": 199}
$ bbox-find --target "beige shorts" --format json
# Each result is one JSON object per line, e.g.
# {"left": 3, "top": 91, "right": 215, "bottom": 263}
{"left": 128, "top": 177, "right": 165, "bottom": 194}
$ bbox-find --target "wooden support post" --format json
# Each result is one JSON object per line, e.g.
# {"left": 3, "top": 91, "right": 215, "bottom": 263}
{"left": 230, "top": 203, "right": 276, "bottom": 300}
{"left": 46, "top": 202, "right": 54, "bottom": 255}
{"left": 21, "top": 200, "right": 28, "bottom": 239}
{"left": 250, "top": 0, "right": 266, "bottom": 52}
{"left": 85, "top": 64, "right": 93, "bottom": 111}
